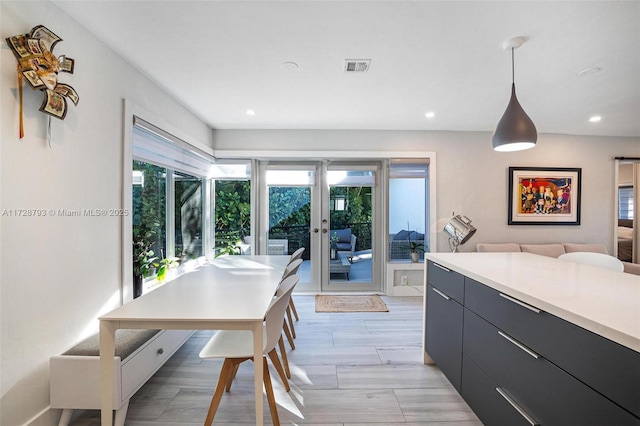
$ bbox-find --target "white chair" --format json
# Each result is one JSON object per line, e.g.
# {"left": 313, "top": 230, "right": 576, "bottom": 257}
{"left": 275, "top": 258, "right": 303, "bottom": 379}
{"left": 558, "top": 252, "right": 624, "bottom": 272}
{"left": 198, "top": 275, "right": 299, "bottom": 426}
{"left": 286, "top": 247, "right": 305, "bottom": 321}
{"left": 280, "top": 258, "right": 303, "bottom": 349}
{"left": 289, "top": 247, "right": 305, "bottom": 262}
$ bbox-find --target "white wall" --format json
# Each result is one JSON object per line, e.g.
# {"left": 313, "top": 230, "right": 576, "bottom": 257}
{"left": 213, "top": 130, "right": 640, "bottom": 253}
{"left": 0, "top": 2, "right": 213, "bottom": 425}
{"left": 1, "top": 2, "right": 639, "bottom": 425}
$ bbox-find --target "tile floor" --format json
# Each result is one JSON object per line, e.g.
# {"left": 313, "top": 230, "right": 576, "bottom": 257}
{"left": 71, "top": 295, "right": 481, "bottom": 425}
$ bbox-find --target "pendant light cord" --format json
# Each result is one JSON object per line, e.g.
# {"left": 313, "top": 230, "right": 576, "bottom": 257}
{"left": 511, "top": 47, "right": 515, "bottom": 84}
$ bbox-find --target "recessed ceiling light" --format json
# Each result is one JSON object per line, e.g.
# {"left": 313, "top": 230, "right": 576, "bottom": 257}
{"left": 577, "top": 67, "right": 601, "bottom": 77}
{"left": 246, "top": 109, "right": 256, "bottom": 116}
{"left": 282, "top": 61, "right": 299, "bottom": 71}
{"left": 425, "top": 112, "right": 435, "bottom": 119}
{"left": 589, "top": 115, "right": 602, "bottom": 122}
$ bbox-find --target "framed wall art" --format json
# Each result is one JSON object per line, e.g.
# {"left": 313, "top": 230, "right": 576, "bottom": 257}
{"left": 508, "top": 167, "right": 581, "bottom": 225}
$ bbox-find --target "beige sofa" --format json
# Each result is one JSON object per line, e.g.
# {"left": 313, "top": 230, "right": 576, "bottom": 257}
{"left": 476, "top": 242, "right": 640, "bottom": 276}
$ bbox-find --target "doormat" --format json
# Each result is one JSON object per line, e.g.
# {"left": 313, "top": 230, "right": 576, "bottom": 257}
{"left": 315, "top": 295, "right": 389, "bottom": 313}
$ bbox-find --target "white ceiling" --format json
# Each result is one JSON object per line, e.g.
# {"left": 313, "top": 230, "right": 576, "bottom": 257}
{"left": 53, "top": 0, "right": 640, "bottom": 137}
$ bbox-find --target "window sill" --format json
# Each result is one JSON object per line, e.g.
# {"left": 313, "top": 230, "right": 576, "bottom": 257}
{"left": 142, "top": 256, "right": 208, "bottom": 295}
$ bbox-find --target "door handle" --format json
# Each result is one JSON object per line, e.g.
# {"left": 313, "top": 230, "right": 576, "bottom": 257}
{"left": 313, "top": 228, "right": 319, "bottom": 233}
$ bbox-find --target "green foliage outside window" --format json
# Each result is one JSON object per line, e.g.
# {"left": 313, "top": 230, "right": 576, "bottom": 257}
{"left": 133, "top": 161, "right": 166, "bottom": 263}
{"left": 213, "top": 182, "right": 372, "bottom": 257}
{"left": 330, "top": 186, "right": 372, "bottom": 251}
{"left": 214, "top": 180, "right": 251, "bottom": 255}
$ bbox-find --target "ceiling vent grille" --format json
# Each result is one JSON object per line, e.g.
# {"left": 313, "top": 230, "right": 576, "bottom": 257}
{"left": 344, "top": 59, "right": 371, "bottom": 73}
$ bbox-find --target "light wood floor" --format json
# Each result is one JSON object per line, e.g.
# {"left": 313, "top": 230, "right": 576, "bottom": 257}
{"left": 72, "top": 296, "right": 482, "bottom": 425}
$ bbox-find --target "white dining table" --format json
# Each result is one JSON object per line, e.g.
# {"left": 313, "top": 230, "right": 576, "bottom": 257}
{"left": 99, "top": 255, "right": 290, "bottom": 426}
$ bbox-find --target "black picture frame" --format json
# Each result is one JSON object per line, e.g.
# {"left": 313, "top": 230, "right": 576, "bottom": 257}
{"left": 508, "top": 166, "right": 581, "bottom": 225}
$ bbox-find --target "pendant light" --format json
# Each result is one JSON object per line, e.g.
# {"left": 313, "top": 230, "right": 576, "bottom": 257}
{"left": 492, "top": 37, "right": 537, "bottom": 152}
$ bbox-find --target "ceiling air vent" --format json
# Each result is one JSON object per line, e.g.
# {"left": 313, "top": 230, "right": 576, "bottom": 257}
{"left": 344, "top": 59, "right": 371, "bottom": 73}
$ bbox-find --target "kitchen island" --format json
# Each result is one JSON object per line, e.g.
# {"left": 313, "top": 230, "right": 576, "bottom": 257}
{"left": 423, "top": 252, "right": 640, "bottom": 425}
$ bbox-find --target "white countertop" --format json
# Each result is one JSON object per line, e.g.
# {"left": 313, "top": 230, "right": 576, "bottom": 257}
{"left": 425, "top": 252, "right": 640, "bottom": 353}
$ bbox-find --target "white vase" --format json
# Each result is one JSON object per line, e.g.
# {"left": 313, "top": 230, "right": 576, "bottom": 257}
{"left": 411, "top": 251, "right": 419, "bottom": 263}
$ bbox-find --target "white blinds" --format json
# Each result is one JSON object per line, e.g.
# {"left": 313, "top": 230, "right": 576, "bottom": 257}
{"left": 132, "top": 117, "right": 215, "bottom": 178}
{"left": 389, "top": 159, "right": 429, "bottom": 178}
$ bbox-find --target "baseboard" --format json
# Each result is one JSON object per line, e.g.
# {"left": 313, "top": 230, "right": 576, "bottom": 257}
{"left": 389, "top": 285, "right": 424, "bottom": 296}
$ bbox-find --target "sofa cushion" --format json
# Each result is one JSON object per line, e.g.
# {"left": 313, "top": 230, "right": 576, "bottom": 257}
{"left": 331, "top": 228, "right": 352, "bottom": 244}
{"left": 476, "top": 243, "right": 521, "bottom": 253}
{"left": 520, "top": 244, "right": 566, "bottom": 258}
{"left": 563, "top": 243, "right": 608, "bottom": 255}
{"left": 63, "top": 329, "right": 160, "bottom": 360}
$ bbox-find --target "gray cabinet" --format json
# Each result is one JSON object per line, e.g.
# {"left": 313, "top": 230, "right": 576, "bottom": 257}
{"left": 465, "top": 277, "right": 640, "bottom": 419}
{"left": 425, "top": 260, "right": 640, "bottom": 425}
{"left": 461, "top": 354, "right": 533, "bottom": 426}
{"left": 463, "top": 308, "right": 638, "bottom": 425}
{"left": 425, "top": 262, "right": 464, "bottom": 391}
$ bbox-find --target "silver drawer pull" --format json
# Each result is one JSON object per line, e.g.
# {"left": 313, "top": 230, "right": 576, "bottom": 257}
{"left": 496, "top": 387, "right": 539, "bottom": 426}
{"left": 431, "top": 287, "right": 451, "bottom": 301}
{"left": 499, "top": 293, "right": 541, "bottom": 314}
{"left": 498, "top": 331, "right": 540, "bottom": 359}
{"left": 432, "top": 262, "right": 451, "bottom": 272}
{"left": 157, "top": 348, "right": 164, "bottom": 355}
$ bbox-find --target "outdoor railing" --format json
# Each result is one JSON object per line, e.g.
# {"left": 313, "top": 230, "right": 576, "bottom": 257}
{"left": 215, "top": 222, "right": 372, "bottom": 260}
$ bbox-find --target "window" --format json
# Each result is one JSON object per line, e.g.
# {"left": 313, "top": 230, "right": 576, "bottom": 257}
{"left": 212, "top": 161, "right": 252, "bottom": 256}
{"left": 132, "top": 118, "right": 214, "bottom": 283}
{"left": 619, "top": 186, "right": 634, "bottom": 220}
{"left": 174, "top": 170, "right": 204, "bottom": 259}
{"left": 132, "top": 160, "right": 167, "bottom": 260}
{"left": 388, "top": 160, "right": 429, "bottom": 261}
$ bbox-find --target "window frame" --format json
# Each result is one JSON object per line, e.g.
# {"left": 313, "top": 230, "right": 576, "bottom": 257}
{"left": 123, "top": 101, "right": 215, "bottom": 303}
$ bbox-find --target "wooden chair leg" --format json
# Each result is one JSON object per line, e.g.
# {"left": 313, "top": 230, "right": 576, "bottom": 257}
{"left": 278, "top": 335, "right": 291, "bottom": 379}
{"left": 289, "top": 298, "right": 299, "bottom": 321}
{"left": 267, "top": 348, "right": 290, "bottom": 392}
{"left": 262, "top": 357, "right": 280, "bottom": 426}
{"left": 225, "top": 362, "right": 241, "bottom": 392}
{"left": 205, "top": 358, "right": 236, "bottom": 426}
{"left": 286, "top": 306, "right": 296, "bottom": 338}
{"left": 283, "top": 319, "right": 295, "bottom": 350}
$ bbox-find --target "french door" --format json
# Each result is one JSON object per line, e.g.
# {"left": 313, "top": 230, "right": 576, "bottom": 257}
{"left": 258, "top": 161, "right": 381, "bottom": 292}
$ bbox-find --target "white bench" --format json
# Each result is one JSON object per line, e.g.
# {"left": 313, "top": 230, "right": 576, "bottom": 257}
{"left": 50, "top": 329, "right": 192, "bottom": 426}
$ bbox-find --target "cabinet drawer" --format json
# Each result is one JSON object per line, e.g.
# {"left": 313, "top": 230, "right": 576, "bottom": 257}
{"left": 461, "top": 354, "right": 533, "bottom": 426}
{"left": 121, "top": 329, "right": 191, "bottom": 400}
{"left": 425, "top": 284, "right": 463, "bottom": 392}
{"left": 427, "top": 261, "right": 464, "bottom": 303}
{"left": 465, "top": 277, "right": 640, "bottom": 418}
{"left": 464, "top": 309, "right": 639, "bottom": 425}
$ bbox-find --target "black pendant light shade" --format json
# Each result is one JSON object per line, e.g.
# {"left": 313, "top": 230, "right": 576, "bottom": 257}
{"left": 492, "top": 83, "right": 537, "bottom": 151}
{"left": 492, "top": 37, "right": 537, "bottom": 152}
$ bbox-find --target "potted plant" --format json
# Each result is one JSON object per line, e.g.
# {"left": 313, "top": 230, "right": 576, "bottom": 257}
{"left": 330, "top": 232, "right": 339, "bottom": 259}
{"left": 132, "top": 227, "right": 158, "bottom": 298}
{"left": 155, "top": 253, "right": 180, "bottom": 282}
{"left": 408, "top": 241, "right": 425, "bottom": 263}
